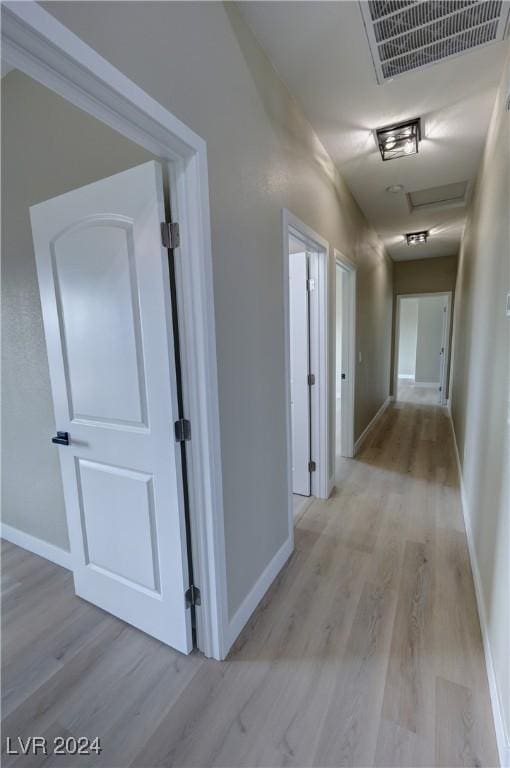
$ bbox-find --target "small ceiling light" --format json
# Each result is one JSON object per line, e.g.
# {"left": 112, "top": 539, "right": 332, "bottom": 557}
{"left": 376, "top": 118, "right": 421, "bottom": 161}
{"left": 406, "top": 230, "right": 428, "bottom": 245}
{"left": 386, "top": 184, "right": 404, "bottom": 193}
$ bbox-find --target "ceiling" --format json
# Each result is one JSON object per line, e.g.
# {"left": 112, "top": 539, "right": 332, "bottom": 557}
{"left": 238, "top": 1, "right": 509, "bottom": 261}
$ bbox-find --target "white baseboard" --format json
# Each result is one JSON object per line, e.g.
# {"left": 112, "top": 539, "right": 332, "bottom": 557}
{"left": 397, "top": 374, "right": 414, "bottom": 380}
{"left": 354, "top": 396, "right": 392, "bottom": 456}
{"left": 224, "top": 534, "right": 293, "bottom": 656}
{"left": 449, "top": 418, "right": 510, "bottom": 767}
{"left": 0, "top": 523, "right": 73, "bottom": 570}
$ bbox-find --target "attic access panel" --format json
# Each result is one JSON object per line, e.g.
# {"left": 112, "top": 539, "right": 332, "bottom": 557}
{"left": 359, "top": 1, "right": 510, "bottom": 83}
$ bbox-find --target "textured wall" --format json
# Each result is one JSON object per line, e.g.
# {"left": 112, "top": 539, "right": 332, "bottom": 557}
{"left": 1, "top": 71, "right": 156, "bottom": 549}
{"left": 7, "top": 2, "right": 393, "bottom": 619}
{"left": 450, "top": 52, "right": 510, "bottom": 758}
{"left": 393, "top": 254, "right": 458, "bottom": 295}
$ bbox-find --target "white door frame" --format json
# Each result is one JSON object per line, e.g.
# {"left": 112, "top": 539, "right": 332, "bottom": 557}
{"left": 334, "top": 251, "right": 356, "bottom": 459}
{"left": 282, "top": 210, "right": 330, "bottom": 506}
{"left": 394, "top": 292, "right": 452, "bottom": 407}
{"left": 1, "top": 2, "right": 228, "bottom": 660}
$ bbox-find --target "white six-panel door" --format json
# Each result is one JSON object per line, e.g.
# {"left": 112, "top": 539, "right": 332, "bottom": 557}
{"left": 30, "top": 161, "right": 193, "bottom": 653}
{"left": 289, "top": 250, "right": 311, "bottom": 497}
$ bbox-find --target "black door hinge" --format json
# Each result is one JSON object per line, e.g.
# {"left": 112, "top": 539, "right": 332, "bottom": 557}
{"left": 161, "top": 221, "right": 180, "bottom": 250}
{"left": 185, "top": 584, "right": 201, "bottom": 608}
{"left": 308, "top": 460, "right": 316, "bottom": 473}
{"left": 308, "top": 373, "right": 315, "bottom": 386}
{"left": 174, "top": 418, "right": 191, "bottom": 442}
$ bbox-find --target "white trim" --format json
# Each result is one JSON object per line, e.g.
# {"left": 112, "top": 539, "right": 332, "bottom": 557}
{"left": 335, "top": 250, "right": 356, "bottom": 460}
{"left": 398, "top": 374, "right": 415, "bottom": 380}
{"left": 393, "top": 292, "right": 452, "bottom": 406}
{"left": 281, "top": 212, "right": 296, "bottom": 552}
{"left": 354, "top": 396, "right": 392, "bottom": 456}
{"left": 225, "top": 534, "right": 293, "bottom": 653}
{"left": 1, "top": 2, "right": 227, "bottom": 660}
{"left": 1, "top": 524, "right": 73, "bottom": 570}
{"left": 283, "top": 209, "right": 330, "bottom": 500}
{"left": 450, "top": 418, "right": 510, "bottom": 768}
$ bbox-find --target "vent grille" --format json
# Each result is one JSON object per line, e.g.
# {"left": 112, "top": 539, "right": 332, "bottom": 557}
{"left": 360, "top": 1, "right": 510, "bottom": 82}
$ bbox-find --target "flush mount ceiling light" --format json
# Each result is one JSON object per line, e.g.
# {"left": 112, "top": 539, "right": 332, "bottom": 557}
{"left": 376, "top": 118, "right": 421, "bottom": 161}
{"left": 406, "top": 230, "right": 428, "bottom": 245}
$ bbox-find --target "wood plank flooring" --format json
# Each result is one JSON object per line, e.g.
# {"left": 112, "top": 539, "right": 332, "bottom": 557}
{"left": 1, "top": 401, "right": 499, "bottom": 767}
{"left": 397, "top": 379, "right": 440, "bottom": 405}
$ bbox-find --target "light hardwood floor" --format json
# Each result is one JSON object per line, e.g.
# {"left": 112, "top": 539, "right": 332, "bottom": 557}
{"left": 397, "top": 378, "right": 440, "bottom": 405}
{"left": 1, "top": 401, "right": 498, "bottom": 767}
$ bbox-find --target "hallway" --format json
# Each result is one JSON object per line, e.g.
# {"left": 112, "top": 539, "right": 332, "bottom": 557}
{"left": 1, "top": 401, "right": 498, "bottom": 767}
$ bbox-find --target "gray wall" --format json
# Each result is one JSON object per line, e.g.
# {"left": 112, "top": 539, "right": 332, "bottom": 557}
{"left": 5, "top": 2, "right": 393, "bottom": 620}
{"left": 1, "top": 70, "right": 157, "bottom": 550}
{"left": 450, "top": 50, "right": 510, "bottom": 753}
{"left": 415, "top": 295, "right": 445, "bottom": 384}
{"left": 397, "top": 298, "right": 418, "bottom": 378}
{"left": 393, "top": 254, "right": 458, "bottom": 296}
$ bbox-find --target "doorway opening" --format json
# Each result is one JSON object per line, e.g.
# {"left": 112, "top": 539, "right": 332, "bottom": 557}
{"left": 2, "top": 2, "right": 228, "bottom": 660}
{"left": 283, "top": 210, "right": 329, "bottom": 521}
{"left": 394, "top": 292, "right": 452, "bottom": 406}
{"left": 335, "top": 251, "right": 356, "bottom": 470}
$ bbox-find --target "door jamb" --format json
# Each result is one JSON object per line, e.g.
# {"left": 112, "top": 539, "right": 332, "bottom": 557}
{"left": 334, "top": 251, "right": 356, "bottom": 460}
{"left": 1, "top": 2, "right": 228, "bottom": 660}
{"left": 394, "top": 292, "right": 452, "bottom": 406}
{"left": 282, "top": 210, "right": 330, "bottom": 504}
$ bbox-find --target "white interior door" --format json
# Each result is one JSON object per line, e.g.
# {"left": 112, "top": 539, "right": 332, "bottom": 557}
{"left": 30, "top": 161, "right": 193, "bottom": 653}
{"left": 335, "top": 265, "right": 344, "bottom": 455}
{"left": 439, "top": 297, "right": 449, "bottom": 405}
{"left": 289, "top": 249, "right": 310, "bottom": 497}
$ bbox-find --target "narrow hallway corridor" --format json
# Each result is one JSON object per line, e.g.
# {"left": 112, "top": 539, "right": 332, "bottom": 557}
{"left": 2, "top": 401, "right": 498, "bottom": 767}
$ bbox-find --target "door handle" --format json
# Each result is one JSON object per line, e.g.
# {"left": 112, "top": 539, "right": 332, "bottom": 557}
{"left": 341, "top": 373, "right": 346, "bottom": 380}
{"left": 51, "top": 431, "right": 69, "bottom": 446}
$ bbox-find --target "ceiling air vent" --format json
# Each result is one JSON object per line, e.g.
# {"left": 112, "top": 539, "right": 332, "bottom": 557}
{"left": 359, "top": 1, "right": 510, "bottom": 83}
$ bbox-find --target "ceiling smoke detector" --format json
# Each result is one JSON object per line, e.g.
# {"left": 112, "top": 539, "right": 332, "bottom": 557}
{"left": 406, "top": 230, "right": 429, "bottom": 245}
{"left": 376, "top": 118, "right": 421, "bottom": 160}
{"left": 386, "top": 183, "right": 405, "bottom": 193}
{"left": 359, "top": 1, "right": 510, "bottom": 84}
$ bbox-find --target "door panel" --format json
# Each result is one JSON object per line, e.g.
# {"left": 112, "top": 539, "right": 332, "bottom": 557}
{"left": 77, "top": 459, "right": 158, "bottom": 591}
{"left": 30, "top": 161, "right": 192, "bottom": 653}
{"left": 53, "top": 220, "right": 147, "bottom": 426}
{"left": 289, "top": 248, "right": 310, "bottom": 497}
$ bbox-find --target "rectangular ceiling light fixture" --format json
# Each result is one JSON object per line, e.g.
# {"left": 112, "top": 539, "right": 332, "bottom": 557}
{"left": 359, "top": 1, "right": 510, "bottom": 83}
{"left": 406, "top": 230, "right": 428, "bottom": 245}
{"left": 376, "top": 117, "right": 421, "bottom": 160}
